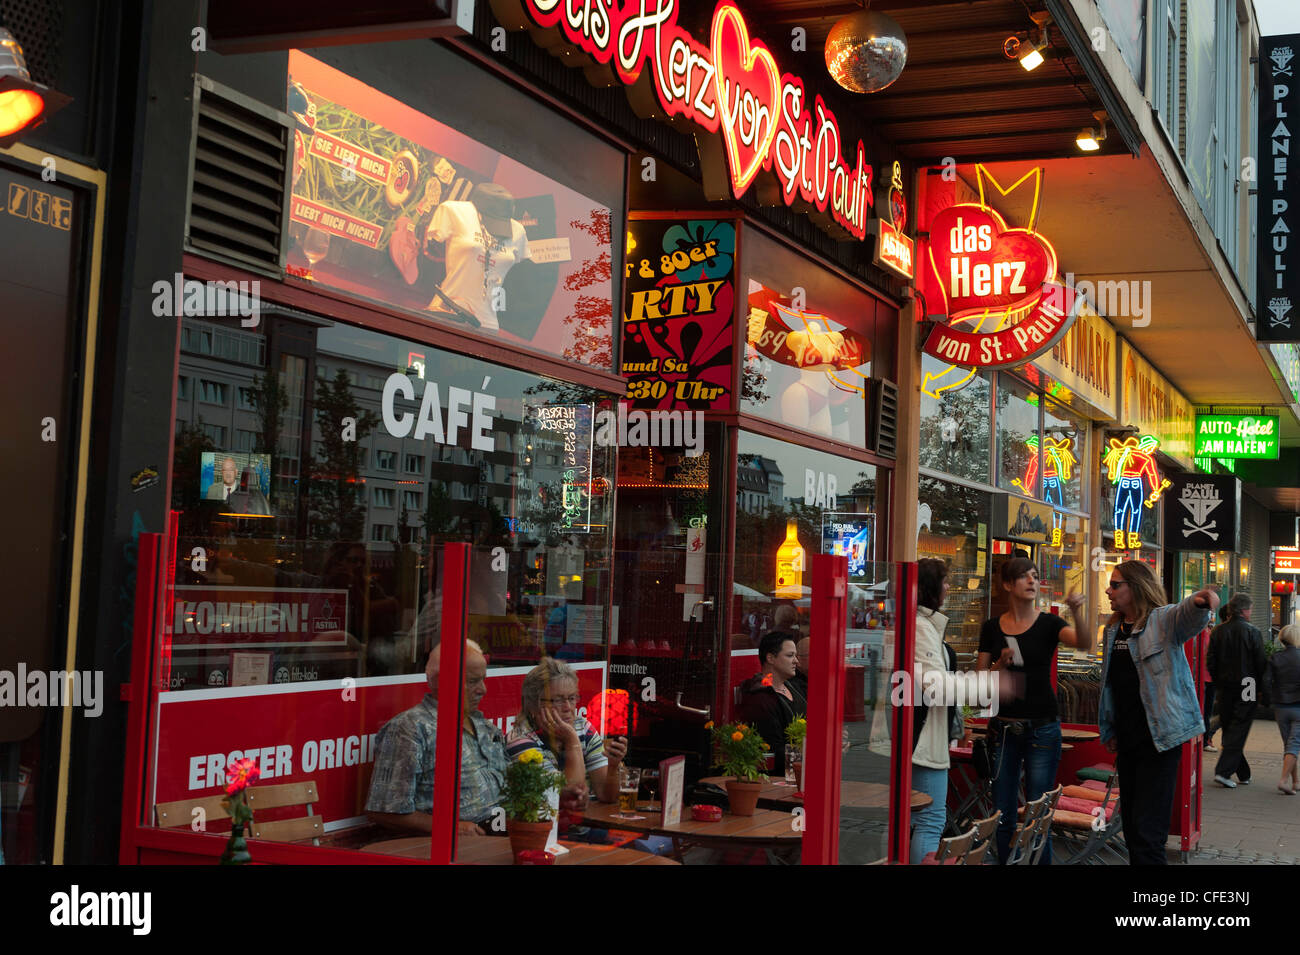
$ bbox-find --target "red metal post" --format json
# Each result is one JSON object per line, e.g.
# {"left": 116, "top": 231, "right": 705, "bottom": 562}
{"left": 890, "top": 560, "right": 917, "bottom": 864}
{"left": 431, "top": 542, "right": 471, "bottom": 865}
{"left": 119, "top": 532, "right": 163, "bottom": 864}
{"left": 803, "top": 553, "right": 847, "bottom": 865}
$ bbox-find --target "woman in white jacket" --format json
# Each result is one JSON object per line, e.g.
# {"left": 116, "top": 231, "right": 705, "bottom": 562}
{"left": 911, "top": 558, "right": 962, "bottom": 863}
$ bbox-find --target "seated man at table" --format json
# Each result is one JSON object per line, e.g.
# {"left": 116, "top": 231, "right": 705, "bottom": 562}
{"left": 366, "top": 639, "right": 508, "bottom": 836}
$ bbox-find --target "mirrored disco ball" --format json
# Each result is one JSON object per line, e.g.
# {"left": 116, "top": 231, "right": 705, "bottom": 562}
{"left": 825, "top": 10, "right": 908, "bottom": 94}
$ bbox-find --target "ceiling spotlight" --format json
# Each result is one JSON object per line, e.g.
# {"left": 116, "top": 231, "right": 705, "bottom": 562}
{"left": 825, "top": 7, "right": 908, "bottom": 94}
{"left": 1076, "top": 111, "right": 1109, "bottom": 151}
{"left": 0, "top": 26, "right": 71, "bottom": 147}
{"left": 1018, "top": 12, "right": 1051, "bottom": 72}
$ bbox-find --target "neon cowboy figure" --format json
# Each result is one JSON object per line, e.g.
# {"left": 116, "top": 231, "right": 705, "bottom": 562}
{"left": 1012, "top": 435, "right": 1077, "bottom": 506}
{"left": 1102, "top": 435, "right": 1172, "bottom": 550}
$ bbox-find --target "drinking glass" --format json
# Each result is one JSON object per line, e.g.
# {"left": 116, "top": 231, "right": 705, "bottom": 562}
{"left": 302, "top": 228, "right": 330, "bottom": 267}
{"left": 616, "top": 766, "right": 642, "bottom": 818}
{"left": 640, "top": 768, "right": 660, "bottom": 810}
{"left": 784, "top": 745, "right": 798, "bottom": 785}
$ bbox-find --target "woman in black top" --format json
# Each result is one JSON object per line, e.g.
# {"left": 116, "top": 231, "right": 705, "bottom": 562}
{"left": 1265, "top": 625, "right": 1300, "bottom": 794}
{"left": 977, "top": 557, "right": 1089, "bottom": 864}
{"left": 735, "top": 631, "right": 806, "bottom": 776}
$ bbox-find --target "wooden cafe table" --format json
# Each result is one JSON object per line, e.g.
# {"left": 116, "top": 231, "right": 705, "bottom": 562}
{"left": 698, "top": 776, "right": 933, "bottom": 812}
{"left": 581, "top": 801, "right": 799, "bottom": 860}
{"left": 360, "top": 835, "right": 678, "bottom": 865}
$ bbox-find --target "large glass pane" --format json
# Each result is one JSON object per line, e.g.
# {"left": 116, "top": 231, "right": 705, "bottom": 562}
{"left": 1042, "top": 400, "right": 1085, "bottom": 512}
{"left": 918, "top": 354, "right": 992, "bottom": 483}
{"left": 917, "top": 477, "right": 992, "bottom": 666}
{"left": 154, "top": 305, "right": 615, "bottom": 856}
{"left": 996, "top": 374, "right": 1040, "bottom": 496}
{"left": 741, "top": 229, "right": 895, "bottom": 445}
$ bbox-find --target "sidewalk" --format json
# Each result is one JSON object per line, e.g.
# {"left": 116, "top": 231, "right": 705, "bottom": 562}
{"left": 1177, "top": 718, "right": 1300, "bottom": 865}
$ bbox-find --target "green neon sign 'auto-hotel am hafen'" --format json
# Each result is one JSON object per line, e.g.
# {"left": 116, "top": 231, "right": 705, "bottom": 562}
{"left": 1193, "top": 414, "right": 1281, "bottom": 459}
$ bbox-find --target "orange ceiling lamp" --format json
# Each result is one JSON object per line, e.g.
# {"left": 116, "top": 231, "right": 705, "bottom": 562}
{"left": 0, "top": 27, "right": 71, "bottom": 147}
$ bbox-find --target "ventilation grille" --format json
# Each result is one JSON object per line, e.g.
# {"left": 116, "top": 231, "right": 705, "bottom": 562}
{"left": 870, "top": 379, "right": 899, "bottom": 459}
{"left": 186, "top": 76, "right": 290, "bottom": 276}
{"left": 0, "top": 0, "right": 62, "bottom": 87}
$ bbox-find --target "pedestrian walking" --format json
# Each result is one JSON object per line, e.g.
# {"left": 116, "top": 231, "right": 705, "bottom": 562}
{"left": 1207, "top": 595, "right": 1267, "bottom": 788}
{"left": 977, "top": 557, "right": 1089, "bottom": 864}
{"left": 1264, "top": 624, "right": 1300, "bottom": 795}
{"left": 1200, "top": 625, "right": 1217, "bottom": 751}
{"left": 1100, "top": 560, "right": 1218, "bottom": 864}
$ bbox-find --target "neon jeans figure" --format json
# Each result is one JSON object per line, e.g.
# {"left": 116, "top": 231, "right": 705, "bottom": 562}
{"left": 1102, "top": 435, "right": 1172, "bottom": 550}
{"left": 1012, "top": 436, "right": 1077, "bottom": 545}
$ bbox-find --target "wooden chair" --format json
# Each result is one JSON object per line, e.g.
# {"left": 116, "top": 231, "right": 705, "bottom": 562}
{"left": 1053, "top": 774, "right": 1128, "bottom": 865}
{"left": 963, "top": 810, "right": 1001, "bottom": 865}
{"left": 920, "top": 823, "right": 977, "bottom": 864}
{"left": 1006, "top": 791, "right": 1049, "bottom": 865}
{"left": 156, "top": 781, "right": 323, "bottom": 845}
{"left": 1027, "top": 784, "right": 1062, "bottom": 865}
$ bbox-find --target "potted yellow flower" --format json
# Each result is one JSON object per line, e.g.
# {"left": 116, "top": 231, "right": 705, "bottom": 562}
{"left": 709, "top": 720, "right": 767, "bottom": 816}
{"left": 501, "top": 749, "right": 564, "bottom": 861}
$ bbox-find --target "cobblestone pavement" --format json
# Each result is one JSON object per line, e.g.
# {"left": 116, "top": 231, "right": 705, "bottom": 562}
{"left": 1171, "top": 718, "right": 1300, "bottom": 865}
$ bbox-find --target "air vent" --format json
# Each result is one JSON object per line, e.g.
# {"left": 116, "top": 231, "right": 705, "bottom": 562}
{"left": 870, "top": 379, "right": 899, "bottom": 459}
{"left": 186, "top": 75, "right": 291, "bottom": 276}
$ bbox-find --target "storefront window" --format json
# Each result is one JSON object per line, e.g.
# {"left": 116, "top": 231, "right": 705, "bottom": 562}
{"left": 286, "top": 49, "right": 619, "bottom": 370}
{"left": 740, "top": 230, "right": 895, "bottom": 445}
{"left": 917, "top": 477, "right": 991, "bottom": 664}
{"left": 996, "top": 374, "right": 1040, "bottom": 496}
{"left": 918, "top": 354, "right": 992, "bottom": 484}
{"left": 1042, "top": 400, "right": 1086, "bottom": 512}
{"left": 153, "top": 306, "right": 616, "bottom": 852}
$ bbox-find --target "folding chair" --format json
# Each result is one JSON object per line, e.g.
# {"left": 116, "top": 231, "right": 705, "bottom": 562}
{"left": 1053, "top": 774, "right": 1128, "bottom": 865}
{"left": 1026, "top": 784, "right": 1061, "bottom": 865}
{"left": 1006, "top": 791, "right": 1049, "bottom": 865}
{"left": 922, "top": 824, "right": 976, "bottom": 865}
{"left": 963, "top": 810, "right": 1001, "bottom": 865}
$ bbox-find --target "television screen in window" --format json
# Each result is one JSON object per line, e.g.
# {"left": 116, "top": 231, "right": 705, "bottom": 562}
{"left": 201, "top": 451, "right": 272, "bottom": 506}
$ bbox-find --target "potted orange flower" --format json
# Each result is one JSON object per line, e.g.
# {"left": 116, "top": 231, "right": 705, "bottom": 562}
{"left": 501, "top": 749, "right": 564, "bottom": 861}
{"left": 709, "top": 720, "right": 767, "bottom": 816}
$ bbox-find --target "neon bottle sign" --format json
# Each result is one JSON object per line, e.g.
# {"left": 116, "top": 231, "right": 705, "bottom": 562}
{"left": 1103, "top": 434, "right": 1171, "bottom": 550}
{"left": 496, "top": 0, "right": 874, "bottom": 239}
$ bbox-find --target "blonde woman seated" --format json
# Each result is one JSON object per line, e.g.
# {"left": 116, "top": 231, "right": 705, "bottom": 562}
{"left": 506, "top": 657, "right": 627, "bottom": 803}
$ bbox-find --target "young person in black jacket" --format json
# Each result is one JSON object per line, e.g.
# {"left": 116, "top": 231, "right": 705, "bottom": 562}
{"left": 736, "top": 631, "right": 806, "bottom": 777}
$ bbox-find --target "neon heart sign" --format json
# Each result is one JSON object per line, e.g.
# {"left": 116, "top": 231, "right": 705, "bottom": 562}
{"left": 497, "top": 0, "right": 875, "bottom": 240}
{"left": 920, "top": 164, "right": 1079, "bottom": 370}
{"left": 711, "top": 5, "right": 780, "bottom": 196}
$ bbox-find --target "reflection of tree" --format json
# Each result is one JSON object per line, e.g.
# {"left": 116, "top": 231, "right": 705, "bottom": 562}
{"left": 309, "top": 368, "right": 379, "bottom": 542}
{"left": 561, "top": 209, "right": 613, "bottom": 368}
{"left": 918, "top": 375, "right": 991, "bottom": 483}
{"left": 251, "top": 370, "right": 289, "bottom": 457}
{"left": 172, "top": 421, "right": 216, "bottom": 512}
{"left": 421, "top": 479, "right": 456, "bottom": 538}
{"left": 996, "top": 386, "right": 1034, "bottom": 494}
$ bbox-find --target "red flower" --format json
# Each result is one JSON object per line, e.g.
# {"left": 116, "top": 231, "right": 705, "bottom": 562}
{"left": 225, "top": 757, "right": 260, "bottom": 795}
{"left": 760, "top": 674, "right": 773, "bottom": 687}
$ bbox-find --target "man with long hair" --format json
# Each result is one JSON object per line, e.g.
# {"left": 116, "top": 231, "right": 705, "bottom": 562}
{"left": 1101, "top": 560, "right": 1219, "bottom": 864}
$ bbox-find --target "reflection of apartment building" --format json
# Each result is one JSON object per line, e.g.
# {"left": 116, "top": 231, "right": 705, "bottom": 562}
{"left": 177, "top": 313, "right": 523, "bottom": 550}
{"left": 736, "top": 455, "right": 784, "bottom": 515}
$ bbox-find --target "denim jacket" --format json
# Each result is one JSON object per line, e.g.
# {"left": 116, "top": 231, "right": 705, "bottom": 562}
{"left": 1098, "top": 595, "right": 1211, "bottom": 753}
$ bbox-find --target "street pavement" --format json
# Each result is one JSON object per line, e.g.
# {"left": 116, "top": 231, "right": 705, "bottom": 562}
{"left": 1174, "top": 718, "right": 1300, "bottom": 865}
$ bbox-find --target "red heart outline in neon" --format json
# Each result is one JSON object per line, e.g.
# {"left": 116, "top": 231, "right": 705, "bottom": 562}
{"left": 711, "top": 3, "right": 781, "bottom": 198}
{"left": 926, "top": 203, "right": 1058, "bottom": 320}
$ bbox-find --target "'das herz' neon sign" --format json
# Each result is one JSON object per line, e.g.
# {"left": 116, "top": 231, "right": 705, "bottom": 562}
{"left": 920, "top": 165, "right": 1082, "bottom": 370}
{"left": 491, "top": 0, "right": 874, "bottom": 240}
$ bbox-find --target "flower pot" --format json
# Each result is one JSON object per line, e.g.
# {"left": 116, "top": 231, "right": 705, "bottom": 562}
{"left": 507, "top": 820, "right": 552, "bottom": 861}
{"left": 219, "top": 823, "right": 252, "bottom": 865}
{"left": 725, "top": 779, "right": 763, "bottom": 816}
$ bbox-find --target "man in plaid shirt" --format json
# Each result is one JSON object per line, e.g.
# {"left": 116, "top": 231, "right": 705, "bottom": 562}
{"left": 366, "top": 640, "right": 508, "bottom": 835}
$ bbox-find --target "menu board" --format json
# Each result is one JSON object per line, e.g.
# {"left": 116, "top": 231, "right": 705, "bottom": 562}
{"left": 621, "top": 218, "right": 736, "bottom": 411}
{"left": 287, "top": 50, "right": 613, "bottom": 368}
